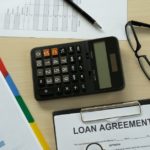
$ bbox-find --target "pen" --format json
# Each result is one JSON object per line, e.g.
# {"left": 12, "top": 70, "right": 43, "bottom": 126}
{"left": 64, "top": 0, "right": 102, "bottom": 30}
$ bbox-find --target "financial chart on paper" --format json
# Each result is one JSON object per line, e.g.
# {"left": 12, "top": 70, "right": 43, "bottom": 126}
{"left": 0, "top": 0, "right": 127, "bottom": 39}
{"left": 0, "top": 0, "right": 81, "bottom": 33}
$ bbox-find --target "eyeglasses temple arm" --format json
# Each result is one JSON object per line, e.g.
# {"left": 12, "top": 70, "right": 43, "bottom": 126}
{"left": 131, "top": 20, "right": 150, "bottom": 28}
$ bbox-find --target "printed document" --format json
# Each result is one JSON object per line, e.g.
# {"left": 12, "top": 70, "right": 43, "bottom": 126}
{"left": 0, "top": 72, "right": 42, "bottom": 150}
{"left": 0, "top": 0, "right": 127, "bottom": 39}
{"left": 54, "top": 104, "right": 150, "bottom": 150}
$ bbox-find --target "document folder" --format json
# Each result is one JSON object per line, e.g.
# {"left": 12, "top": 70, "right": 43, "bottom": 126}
{"left": 53, "top": 100, "right": 150, "bottom": 150}
{"left": 0, "top": 58, "right": 50, "bottom": 150}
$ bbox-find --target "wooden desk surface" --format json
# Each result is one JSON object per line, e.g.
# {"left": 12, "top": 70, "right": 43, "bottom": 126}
{"left": 0, "top": 0, "right": 150, "bottom": 149}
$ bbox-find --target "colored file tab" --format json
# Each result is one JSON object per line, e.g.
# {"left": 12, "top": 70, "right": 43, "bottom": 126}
{"left": 0, "top": 58, "right": 8, "bottom": 77}
{"left": 5, "top": 75, "right": 20, "bottom": 96}
{"left": 16, "top": 96, "right": 34, "bottom": 123}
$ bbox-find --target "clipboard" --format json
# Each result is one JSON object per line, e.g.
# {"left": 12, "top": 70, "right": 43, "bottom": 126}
{"left": 53, "top": 100, "right": 150, "bottom": 150}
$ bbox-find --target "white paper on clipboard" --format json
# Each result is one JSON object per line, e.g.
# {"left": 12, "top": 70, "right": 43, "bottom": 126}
{"left": 53, "top": 101, "right": 150, "bottom": 150}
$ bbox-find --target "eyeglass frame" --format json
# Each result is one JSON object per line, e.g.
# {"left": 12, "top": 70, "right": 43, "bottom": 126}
{"left": 125, "top": 20, "right": 150, "bottom": 80}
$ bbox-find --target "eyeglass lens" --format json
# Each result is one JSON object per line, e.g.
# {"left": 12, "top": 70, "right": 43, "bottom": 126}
{"left": 126, "top": 24, "right": 137, "bottom": 50}
{"left": 139, "top": 57, "right": 150, "bottom": 79}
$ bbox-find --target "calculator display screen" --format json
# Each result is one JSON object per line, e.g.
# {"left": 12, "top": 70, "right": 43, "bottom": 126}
{"left": 93, "top": 41, "right": 112, "bottom": 89}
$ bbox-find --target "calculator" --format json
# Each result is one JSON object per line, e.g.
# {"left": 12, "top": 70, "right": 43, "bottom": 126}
{"left": 31, "top": 37, "right": 124, "bottom": 100}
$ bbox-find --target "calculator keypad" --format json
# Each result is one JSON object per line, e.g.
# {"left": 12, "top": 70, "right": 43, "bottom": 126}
{"left": 32, "top": 44, "right": 88, "bottom": 100}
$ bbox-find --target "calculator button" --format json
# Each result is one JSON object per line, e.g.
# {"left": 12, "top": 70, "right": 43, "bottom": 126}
{"left": 37, "top": 69, "right": 44, "bottom": 77}
{"left": 76, "top": 45, "right": 81, "bottom": 53}
{"left": 77, "top": 56, "right": 82, "bottom": 62}
{"left": 62, "top": 65, "right": 68, "bottom": 73}
{"left": 60, "top": 56, "right": 67, "bottom": 64}
{"left": 80, "top": 74, "right": 85, "bottom": 81}
{"left": 45, "top": 77, "right": 53, "bottom": 85}
{"left": 72, "top": 74, "right": 77, "bottom": 82}
{"left": 70, "top": 65, "right": 76, "bottom": 72}
{"left": 45, "top": 68, "right": 52, "bottom": 76}
{"left": 59, "top": 48, "right": 66, "bottom": 55}
{"left": 70, "top": 56, "right": 75, "bottom": 63}
{"left": 78, "top": 65, "right": 83, "bottom": 71}
{"left": 44, "top": 59, "right": 51, "bottom": 66}
{"left": 43, "top": 49, "right": 50, "bottom": 57}
{"left": 64, "top": 85, "right": 71, "bottom": 94}
{"left": 38, "top": 78, "right": 45, "bottom": 86}
{"left": 39, "top": 88, "right": 53, "bottom": 96}
{"left": 68, "top": 46, "right": 74, "bottom": 54}
{"left": 81, "top": 83, "right": 86, "bottom": 91}
{"left": 36, "top": 60, "right": 43, "bottom": 67}
{"left": 63, "top": 75, "right": 70, "bottom": 83}
{"left": 51, "top": 48, "right": 59, "bottom": 57}
{"left": 53, "top": 67, "right": 61, "bottom": 74}
{"left": 73, "top": 85, "right": 79, "bottom": 93}
{"left": 35, "top": 50, "right": 42, "bottom": 58}
{"left": 56, "top": 86, "right": 62, "bottom": 95}
{"left": 52, "top": 58, "right": 59, "bottom": 66}
{"left": 54, "top": 76, "right": 61, "bottom": 84}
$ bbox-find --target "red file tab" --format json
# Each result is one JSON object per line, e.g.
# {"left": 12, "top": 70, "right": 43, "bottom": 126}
{"left": 0, "top": 58, "right": 8, "bottom": 77}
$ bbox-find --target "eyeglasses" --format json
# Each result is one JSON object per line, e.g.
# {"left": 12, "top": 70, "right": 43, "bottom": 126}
{"left": 125, "top": 20, "right": 150, "bottom": 80}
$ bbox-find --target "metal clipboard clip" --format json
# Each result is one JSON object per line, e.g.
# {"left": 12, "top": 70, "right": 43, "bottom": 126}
{"left": 80, "top": 101, "right": 141, "bottom": 123}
